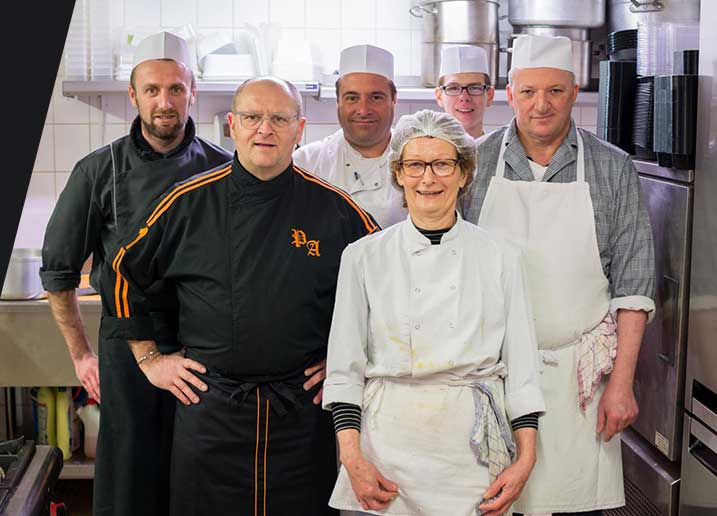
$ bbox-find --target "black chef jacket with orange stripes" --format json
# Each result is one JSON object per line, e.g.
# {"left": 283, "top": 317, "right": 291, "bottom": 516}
{"left": 103, "top": 154, "right": 378, "bottom": 378}
{"left": 100, "top": 155, "right": 378, "bottom": 515}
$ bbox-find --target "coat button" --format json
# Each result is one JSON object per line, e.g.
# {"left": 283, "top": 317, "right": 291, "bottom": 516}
{"left": 448, "top": 322, "right": 455, "bottom": 329}
{"left": 449, "top": 360, "right": 455, "bottom": 366}
{"left": 451, "top": 250, "right": 457, "bottom": 256}
{"left": 414, "top": 288, "right": 421, "bottom": 294}
{"left": 414, "top": 324, "right": 421, "bottom": 330}
{"left": 450, "top": 285, "right": 456, "bottom": 291}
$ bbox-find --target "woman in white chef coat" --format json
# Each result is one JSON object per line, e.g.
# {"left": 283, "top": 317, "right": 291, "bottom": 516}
{"left": 322, "top": 110, "right": 546, "bottom": 516}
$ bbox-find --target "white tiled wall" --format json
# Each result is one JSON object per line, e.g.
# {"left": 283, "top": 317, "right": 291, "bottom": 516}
{"left": 19, "top": 0, "right": 599, "bottom": 249}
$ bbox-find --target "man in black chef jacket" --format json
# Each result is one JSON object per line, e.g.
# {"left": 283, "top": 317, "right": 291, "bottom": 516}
{"left": 40, "top": 32, "right": 232, "bottom": 516}
{"left": 101, "top": 77, "right": 379, "bottom": 516}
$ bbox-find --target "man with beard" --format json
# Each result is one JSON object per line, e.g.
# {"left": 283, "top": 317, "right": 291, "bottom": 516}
{"left": 39, "top": 32, "right": 231, "bottom": 516}
{"left": 293, "top": 44, "right": 407, "bottom": 228}
{"left": 434, "top": 46, "right": 495, "bottom": 139}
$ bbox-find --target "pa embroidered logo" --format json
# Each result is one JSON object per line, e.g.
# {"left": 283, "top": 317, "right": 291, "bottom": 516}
{"left": 291, "top": 228, "right": 321, "bottom": 257}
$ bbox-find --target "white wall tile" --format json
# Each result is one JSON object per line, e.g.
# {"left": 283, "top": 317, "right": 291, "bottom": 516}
{"left": 304, "top": 123, "right": 340, "bottom": 144}
{"left": 124, "top": 0, "right": 161, "bottom": 27}
{"left": 306, "top": 0, "right": 340, "bottom": 28}
{"left": 341, "top": 29, "right": 376, "bottom": 49}
{"left": 484, "top": 104, "right": 515, "bottom": 125}
{"left": 377, "top": 0, "right": 412, "bottom": 30}
{"left": 376, "top": 29, "right": 412, "bottom": 76}
{"left": 198, "top": 0, "right": 233, "bottom": 28}
{"left": 161, "top": 0, "right": 197, "bottom": 27}
{"left": 14, "top": 173, "right": 56, "bottom": 249}
{"left": 90, "top": 95, "right": 128, "bottom": 125}
{"left": 342, "top": 0, "right": 375, "bottom": 29}
{"left": 307, "top": 29, "right": 342, "bottom": 74}
{"left": 56, "top": 172, "right": 73, "bottom": 199}
{"left": 410, "top": 29, "right": 422, "bottom": 76}
{"left": 234, "top": 0, "right": 269, "bottom": 25}
{"left": 270, "top": 0, "right": 305, "bottom": 27}
{"left": 197, "top": 95, "right": 233, "bottom": 123}
{"left": 54, "top": 87, "right": 91, "bottom": 124}
{"left": 580, "top": 106, "right": 598, "bottom": 127}
{"left": 305, "top": 97, "right": 338, "bottom": 123}
{"left": 55, "top": 125, "right": 91, "bottom": 171}
{"left": 33, "top": 126, "right": 55, "bottom": 172}
{"left": 196, "top": 122, "right": 216, "bottom": 143}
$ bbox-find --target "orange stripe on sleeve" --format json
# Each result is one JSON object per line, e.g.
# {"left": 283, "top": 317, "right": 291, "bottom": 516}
{"left": 111, "top": 166, "right": 231, "bottom": 319}
{"left": 147, "top": 165, "right": 231, "bottom": 226}
{"left": 292, "top": 165, "right": 379, "bottom": 234}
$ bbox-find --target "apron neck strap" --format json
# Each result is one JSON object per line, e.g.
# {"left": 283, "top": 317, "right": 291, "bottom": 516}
{"left": 495, "top": 127, "right": 586, "bottom": 183}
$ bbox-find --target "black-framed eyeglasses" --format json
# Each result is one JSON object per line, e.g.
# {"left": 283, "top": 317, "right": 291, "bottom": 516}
{"left": 233, "top": 111, "right": 300, "bottom": 131}
{"left": 399, "top": 159, "right": 461, "bottom": 177}
{"left": 440, "top": 84, "right": 490, "bottom": 96}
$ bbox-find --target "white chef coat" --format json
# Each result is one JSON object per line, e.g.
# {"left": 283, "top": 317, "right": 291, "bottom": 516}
{"left": 323, "top": 214, "right": 545, "bottom": 515}
{"left": 293, "top": 129, "right": 407, "bottom": 228}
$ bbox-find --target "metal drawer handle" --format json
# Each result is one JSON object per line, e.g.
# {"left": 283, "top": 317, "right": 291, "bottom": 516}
{"left": 658, "top": 274, "right": 679, "bottom": 365}
{"left": 690, "top": 419, "right": 717, "bottom": 476}
{"left": 630, "top": 0, "right": 664, "bottom": 13}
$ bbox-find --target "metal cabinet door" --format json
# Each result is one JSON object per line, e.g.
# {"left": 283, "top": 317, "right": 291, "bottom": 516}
{"left": 632, "top": 174, "right": 692, "bottom": 461}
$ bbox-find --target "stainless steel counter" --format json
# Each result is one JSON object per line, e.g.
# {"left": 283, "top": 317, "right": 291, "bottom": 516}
{"left": 0, "top": 297, "right": 100, "bottom": 387}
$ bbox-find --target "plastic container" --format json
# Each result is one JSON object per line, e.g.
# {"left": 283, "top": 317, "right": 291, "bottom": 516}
{"left": 56, "top": 388, "right": 72, "bottom": 460}
{"left": 36, "top": 387, "right": 57, "bottom": 446}
{"left": 77, "top": 399, "right": 100, "bottom": 459}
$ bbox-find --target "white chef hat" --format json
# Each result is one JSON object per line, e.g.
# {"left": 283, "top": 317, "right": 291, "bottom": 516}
{"left": 439, "top": 46, "right": 490, "bottom": 80}
{"left": 510, "top": 34, "right": 574, "bottom": 73}
{"left": 339, "top": 44, "right": 394, "bottom": 81}
{"left": 133, "top": 31, "right": 193, "bottom": 69}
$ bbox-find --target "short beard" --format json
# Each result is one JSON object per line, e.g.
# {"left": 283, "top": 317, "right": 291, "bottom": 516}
{"left": 141, "top": 111, "right": 185, "bottom": 141}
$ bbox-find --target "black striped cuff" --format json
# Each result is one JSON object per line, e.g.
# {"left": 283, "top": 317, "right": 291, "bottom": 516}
{"left": 510, "top": 412, "right": 539, "bottom": 431}
{"left": 332, "top": 402, "right": 362, "bottom": 433}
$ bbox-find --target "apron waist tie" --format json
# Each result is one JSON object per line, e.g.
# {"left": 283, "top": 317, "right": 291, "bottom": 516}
{"left": 229, "top": 381, "right": 300, "bottom": 417}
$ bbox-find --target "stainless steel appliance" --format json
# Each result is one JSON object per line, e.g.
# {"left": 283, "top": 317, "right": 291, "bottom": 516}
{"left": 0, "top": 437, "right": 62, "bottom": 515}
{"left": 604, "top": 137, "right": 693, "bottom": 516}
{"left": 410, "top": 0, "right": 500, "bottom": 87}
{"left": 631, "top": 161, "right": 693, "bottom": 462}
{"left": 679, "top": 0, "right": 717, "bottom": 511}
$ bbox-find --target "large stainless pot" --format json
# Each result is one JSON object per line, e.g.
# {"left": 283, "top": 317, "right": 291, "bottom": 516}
{"left": 509, "top": 0, "right": 606, "bottom": 28}
{"left": 508, "top": 27, "right": 593, "bottom": 89}
{"left": 410, "top": 0, "right": 499, "bottom": 87}
{"left": 1, "top": 249, "right": 43, "bottom": 300}
{"left": 609, "top": 0, "right": 701, "bottom": 33}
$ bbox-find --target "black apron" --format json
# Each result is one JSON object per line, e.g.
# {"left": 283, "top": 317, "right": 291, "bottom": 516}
{"left": 169, "top": 369, "right": 339, "bottom": 516}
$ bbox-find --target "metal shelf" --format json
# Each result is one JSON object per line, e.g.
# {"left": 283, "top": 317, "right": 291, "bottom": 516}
{"left": 62, "top": 80, "right": 320, "bottom": 97}
{"left": 59, "top": 452, "right": 95, "bottom": 480}
{"left": 63, "top": 80, "right": 598, "bottom": 105}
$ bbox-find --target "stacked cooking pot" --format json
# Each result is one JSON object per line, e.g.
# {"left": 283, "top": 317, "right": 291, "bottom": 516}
{"left": 411, "top": 0, "right": 500, "bottom": 87}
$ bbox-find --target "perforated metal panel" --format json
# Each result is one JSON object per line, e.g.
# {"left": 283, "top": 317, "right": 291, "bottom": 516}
{"left": 604, "top": 476, "right": 663, "bottom": 516}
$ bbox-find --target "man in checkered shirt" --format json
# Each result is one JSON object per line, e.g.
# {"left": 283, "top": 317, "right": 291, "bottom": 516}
{"left": 461, "top": 34, "right": 655, "bottom": 516}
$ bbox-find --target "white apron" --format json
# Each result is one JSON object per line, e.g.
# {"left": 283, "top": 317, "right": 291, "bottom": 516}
{"left": 330, "top": 375, "right": 515, "bottom": 516}
{"left": 478, "top": 129, "right": 624, "bottom": 513}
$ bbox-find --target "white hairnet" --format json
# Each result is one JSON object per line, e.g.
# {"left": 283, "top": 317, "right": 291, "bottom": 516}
{"left": 389, "top": 110, "right": 477, "bottom": 198}
{"left": 391, "top": 108, "right": 476, "bottom": 164}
